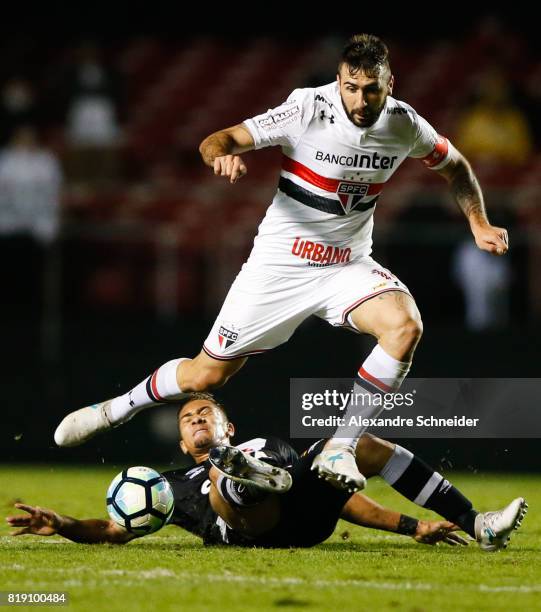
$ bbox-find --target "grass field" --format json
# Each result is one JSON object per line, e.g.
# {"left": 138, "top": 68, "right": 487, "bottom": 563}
{"left": 0, "top": 466, "right": 539, "bottom": 611}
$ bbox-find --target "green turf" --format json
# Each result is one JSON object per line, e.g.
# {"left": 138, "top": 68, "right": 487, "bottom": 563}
{"left": 0, "top": 466, "right": 539, "bottom": 611}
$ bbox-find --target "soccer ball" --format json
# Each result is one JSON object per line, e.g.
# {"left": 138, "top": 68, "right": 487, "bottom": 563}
{"left": 106, "top": 466, "right": 174, "bottom": 535}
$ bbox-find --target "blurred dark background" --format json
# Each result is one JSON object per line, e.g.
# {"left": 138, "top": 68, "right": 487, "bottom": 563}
{"left": 1, "top": 12, "right": 540, "bottom": 471}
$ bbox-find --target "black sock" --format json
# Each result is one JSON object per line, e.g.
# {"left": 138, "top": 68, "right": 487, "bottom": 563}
{"left": 379, "top": 444, "right": 478, "bottom": 538}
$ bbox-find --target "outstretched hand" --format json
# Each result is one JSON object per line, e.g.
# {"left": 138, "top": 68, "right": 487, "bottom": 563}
{"left": 213, "top": 155, "right": 247, "bottom": 184}
{"left": 472, "top": 223, "right": 509, "bottom": 256}
{"left": 6, "top": 503, "right": 62, "bottom": 537}
{"left": 413, "top": 520, "right": 470, "bottom": 546}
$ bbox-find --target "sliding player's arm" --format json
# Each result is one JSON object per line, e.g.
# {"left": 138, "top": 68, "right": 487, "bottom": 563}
{"left": 199, "top": 124, "right": 254, "bottom": 183}
{"left": 340, "top": 494, "right": 468, "bottom": 546}
{"left": 435, "top": 147, "right": 509, "bottom": 256}
{"left": 6, "top": 503, "right": 136, "bottom": 545}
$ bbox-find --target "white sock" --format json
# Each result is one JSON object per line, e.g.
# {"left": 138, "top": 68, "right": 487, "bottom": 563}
{"left": 328, "top": 344, "right": 411, "bottom": 451}
{"left": 109, "top": 358, "right": 190, "bottom": 424}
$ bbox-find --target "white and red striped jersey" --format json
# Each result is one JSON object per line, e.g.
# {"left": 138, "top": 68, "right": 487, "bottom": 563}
{"left": 242, "top": 81, "right": 452, "bottom": 275}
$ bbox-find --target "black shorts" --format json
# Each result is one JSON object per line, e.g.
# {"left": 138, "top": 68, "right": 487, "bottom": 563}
{"left": 252, "top": 440, "right": 354, "bottom": 548}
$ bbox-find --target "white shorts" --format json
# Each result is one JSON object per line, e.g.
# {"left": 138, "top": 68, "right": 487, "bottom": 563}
{"left": 203, "top": 258, "right": 411, "bottom": 360}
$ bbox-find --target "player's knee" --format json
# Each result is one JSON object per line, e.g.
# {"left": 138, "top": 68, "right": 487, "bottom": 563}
{"left": 386, "top": 315, "right": 423, "bottom": 351}
{"left": 402, "top": 316, "right": 423, "bottom": 344}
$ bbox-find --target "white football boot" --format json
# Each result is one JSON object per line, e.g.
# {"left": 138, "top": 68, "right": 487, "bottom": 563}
{"left": 209, "top": 446, "right": 292, "bottom": 493}
{"left": 54, "top": 400, "right": 114, "bottom": 447}
{"left": 475, "top": 497, "right": 528, "bottom": 551}
{"left": 311, "top": 447, "right": 366, "bottom": 493}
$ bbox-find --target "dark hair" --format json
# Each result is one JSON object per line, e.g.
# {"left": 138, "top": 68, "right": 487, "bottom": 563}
{"left": 176, "top": 392, "right": 228, "bottom": 426}
{"left": 339, "top": 34, "right": 390, "bottom": 77}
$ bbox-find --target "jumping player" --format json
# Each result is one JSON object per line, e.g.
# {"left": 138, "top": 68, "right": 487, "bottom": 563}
{"left": 54, "top": 34, "right": 509, "bottom": 493}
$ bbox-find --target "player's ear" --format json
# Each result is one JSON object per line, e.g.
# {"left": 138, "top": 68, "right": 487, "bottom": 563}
{"left": 388, "top": 74, "right": 394, "bottom": 95}
{"left": 227, "top": 422, "right": 235, "bottom": 438}
{"left": 180, "top": 440, "right": 188, "bottom": 454}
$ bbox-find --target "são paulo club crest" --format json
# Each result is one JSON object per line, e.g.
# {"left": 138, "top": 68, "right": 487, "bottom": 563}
{"left": 336, "top": 181, "right": 369, "bottom": 214}
{"left": 218, "top": 324, "right": 240, "bottom": 350}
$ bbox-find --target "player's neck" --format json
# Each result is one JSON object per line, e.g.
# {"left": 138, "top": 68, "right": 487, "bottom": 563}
{"left": 193, "top": 452, "right": 210, "bottom": 464}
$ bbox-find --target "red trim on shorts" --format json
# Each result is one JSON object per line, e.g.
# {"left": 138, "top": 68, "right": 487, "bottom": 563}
{"left": 282, "top": 156, "right": 384, "bottom": 195}
{"left": 340, "top": 288, "right": 411, "bottom": 326}
{"left": 202, "top": 344, "right": 269, "bottom": 361}
{"left": 358, "top": 367, "right": 393, "bottom": 392}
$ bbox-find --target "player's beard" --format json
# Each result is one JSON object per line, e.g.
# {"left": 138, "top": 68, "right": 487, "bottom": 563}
{"left": 342, "top": 98, "right": 385, "bottom": 128}
{"left": 193, "top": 422, "right": 229, "bottom": 449}
{"left": 192, "top": 428, "right": 213, "bottom": 448}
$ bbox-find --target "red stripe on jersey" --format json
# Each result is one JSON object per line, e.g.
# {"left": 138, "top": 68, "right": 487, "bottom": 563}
{"left": 282, "top": 156, "right": 384, "bottom": 195}
{"left": 421, "top": 135, "right": 449, "bottom": 168}
{"left": 358, "top": 367, "right": 393, "bottom": 392}
{"left": 150, "top": 371, "right": 164, "bottom": 401}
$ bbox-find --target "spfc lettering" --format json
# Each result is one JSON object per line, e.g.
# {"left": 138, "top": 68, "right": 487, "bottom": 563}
{"left": 218, "top": 326, "right": 238, "bottom": 349}
{"left": 336, "top": 181, "right": 369, "bottom": 214}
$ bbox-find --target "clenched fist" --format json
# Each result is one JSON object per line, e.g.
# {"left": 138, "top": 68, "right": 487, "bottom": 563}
{"left": 472, "top": 223, "right": 509, "bottom": 256}
{"left": 213, "top": 155, "right": 247, "bottom": 184}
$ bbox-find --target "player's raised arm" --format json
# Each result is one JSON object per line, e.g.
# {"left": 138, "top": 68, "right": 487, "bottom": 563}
{"left": 199, "top": 124, "right": 254, "bottom": 184}
{"left": 434, "top": 147, "right": 509, "bottom": 256}
{"left": 6, "top": 503, "right": 136, "bottom": 545}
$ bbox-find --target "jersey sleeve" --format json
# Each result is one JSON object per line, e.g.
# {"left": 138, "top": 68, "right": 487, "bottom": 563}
{"left": 408, "top": 112, "right": 451, "bottom": 170}
{"left": 242, "top": 88, "right": 315, "bottom": 150}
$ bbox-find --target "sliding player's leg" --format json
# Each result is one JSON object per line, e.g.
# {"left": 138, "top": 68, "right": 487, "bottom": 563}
{"left": 208, "top": 466, "right": 282, "bottom": 537}
{"left": 209, "top": 445, "right": 292, "bottom": 493}
{"left": 356, "top": 434, "right": 527, "bottom": 551}
{"left": 206, "top": 439, "right": 296, "bottom": 537}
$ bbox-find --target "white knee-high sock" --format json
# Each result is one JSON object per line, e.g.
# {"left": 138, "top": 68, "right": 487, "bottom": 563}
{"left": 109, "top": 358, "right": 190, "bottom": 424}
{"left": 328, "top": 344, "right": 411, "bottom": 450}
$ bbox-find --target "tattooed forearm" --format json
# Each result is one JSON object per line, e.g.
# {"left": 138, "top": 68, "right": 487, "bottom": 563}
{"left": 449, "top": 161, "right": 488, "bottom": 226}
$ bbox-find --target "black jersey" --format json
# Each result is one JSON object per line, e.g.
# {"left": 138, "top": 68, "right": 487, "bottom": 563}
{"left": 162, "top": 437, "right": 298, "bottom": 546}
